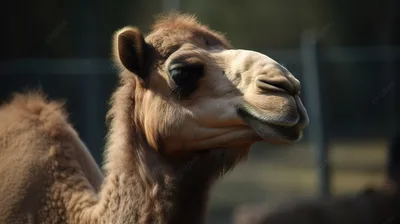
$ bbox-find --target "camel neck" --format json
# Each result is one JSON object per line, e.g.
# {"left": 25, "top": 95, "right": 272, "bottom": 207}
{"left": 98, "top": 82, "right": 214, "bottom": 223}
{"left": 100, "top": 151, "right": 212, "bottom": 224}
{"left": 100, "top": 127, "right": 211, "bottom": 223}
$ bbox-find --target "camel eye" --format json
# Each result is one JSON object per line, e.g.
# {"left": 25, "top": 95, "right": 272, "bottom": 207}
{"left": 168, "top": 64, "right": 204, "bottom": 98}
{"left": 169, "top": 64, "right": 203, "bottom": 86}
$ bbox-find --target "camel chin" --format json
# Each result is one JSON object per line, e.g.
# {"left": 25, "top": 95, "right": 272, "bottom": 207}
{"left": 236, "top": 95, "right": 309, "bottom": 144}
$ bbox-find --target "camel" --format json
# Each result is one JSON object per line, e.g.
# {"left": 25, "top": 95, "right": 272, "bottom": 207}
{"left": 0, "top": 13, "right": 309, "bottom": 223}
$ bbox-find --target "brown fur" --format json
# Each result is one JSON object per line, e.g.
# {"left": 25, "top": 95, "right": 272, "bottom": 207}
{"left": 0, "top": 13, "right": 309, "bottom": 223}
{"left": 147, "top": 13, "right": 232, "bottom": 59}
{"left": 0, "top": 92, "right": 103, "bottom": 223}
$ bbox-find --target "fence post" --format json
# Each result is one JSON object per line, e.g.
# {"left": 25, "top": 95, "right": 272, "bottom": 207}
{"left": 301, "top": 30, "right": 331, "bottom": 197}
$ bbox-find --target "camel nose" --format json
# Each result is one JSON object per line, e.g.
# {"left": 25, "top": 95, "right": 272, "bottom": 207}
{"left": 256, "top": 64, "right": 298, "bottom": 95}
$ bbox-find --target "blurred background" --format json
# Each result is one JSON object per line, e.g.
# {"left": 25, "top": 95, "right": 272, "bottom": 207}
{"left": 1, "top": 0, "right": 399, "bottom": 223}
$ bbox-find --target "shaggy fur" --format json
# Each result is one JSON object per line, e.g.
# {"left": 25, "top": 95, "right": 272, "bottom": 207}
{"left": 0, "top": 92, "right": 103, "bottom": 223}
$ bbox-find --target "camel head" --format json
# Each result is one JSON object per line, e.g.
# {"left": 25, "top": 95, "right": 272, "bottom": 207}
{"left": 112, "top": 13, "right": 309, "bottom": 157}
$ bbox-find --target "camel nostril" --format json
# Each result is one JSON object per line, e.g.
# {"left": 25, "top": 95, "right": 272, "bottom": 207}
{"left": 256, "top": 77, "right": 295, "bottom": 95}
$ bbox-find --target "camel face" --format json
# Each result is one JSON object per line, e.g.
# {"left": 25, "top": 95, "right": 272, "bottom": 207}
{"left": 113, "top": 14, "right": 309, "bottom": 154}
{"left": 215, "top": 49, "right": 310, "bottom": 143}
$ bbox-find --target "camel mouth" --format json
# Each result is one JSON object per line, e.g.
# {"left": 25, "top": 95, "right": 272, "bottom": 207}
{"left": 236, "top": 96, "right": 309, "bottom": 143}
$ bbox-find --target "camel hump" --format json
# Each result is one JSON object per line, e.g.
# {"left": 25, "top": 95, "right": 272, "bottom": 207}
{"left": 0, "top": 91, "right": 103, "bottom": 221}
{"left": 0, "top": 90, "right": 103, "bottom": 183}
{"left": 0, "top": 91, "right": 70, "bottom": 140}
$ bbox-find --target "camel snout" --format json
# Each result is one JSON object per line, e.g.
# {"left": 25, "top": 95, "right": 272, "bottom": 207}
{"left": 255, "top": 62, "right": 301, "bottom": 96}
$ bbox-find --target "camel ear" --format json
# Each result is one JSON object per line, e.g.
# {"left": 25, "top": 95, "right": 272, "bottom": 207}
{"left": 113, "top": 27, "right": 149, "bottom": 78}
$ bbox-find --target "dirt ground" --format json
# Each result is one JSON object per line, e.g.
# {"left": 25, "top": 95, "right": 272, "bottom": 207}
{"left": 206, "top": 139, "right": 388, "bottom": 224}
